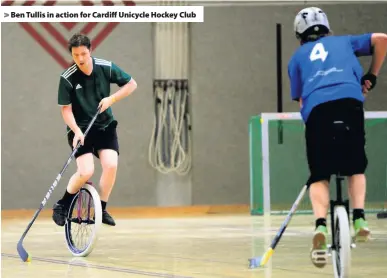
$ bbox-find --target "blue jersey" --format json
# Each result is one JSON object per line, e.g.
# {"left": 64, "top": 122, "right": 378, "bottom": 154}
{"left": 288, "top": 33, "right": 373, "bottom": 122}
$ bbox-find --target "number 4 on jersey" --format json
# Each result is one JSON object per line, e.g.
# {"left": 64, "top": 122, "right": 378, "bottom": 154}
{"left": 310, "top": 43, "right": 328, "bottom": 62}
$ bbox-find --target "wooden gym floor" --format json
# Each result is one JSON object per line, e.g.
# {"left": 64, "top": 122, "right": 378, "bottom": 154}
{"left": 2, "top": 206, "right": 387, "bottom": 278}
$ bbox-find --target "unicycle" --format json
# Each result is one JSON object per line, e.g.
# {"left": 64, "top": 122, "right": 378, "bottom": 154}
{"left": 329, "top": 175, "right": 353, "bottom": 278}
{"left": 64, "top": 181, "right": 102, "bottom": 257}
{"left": 311, "top": 175, "right": 354, "bottom": 278}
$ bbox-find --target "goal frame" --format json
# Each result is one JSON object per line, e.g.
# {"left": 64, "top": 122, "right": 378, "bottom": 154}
{"left": 250, "top": 111, "right": 387, "bottom": 215}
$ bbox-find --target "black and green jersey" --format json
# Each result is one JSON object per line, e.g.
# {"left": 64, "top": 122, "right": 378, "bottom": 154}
{"left": 58, "top": 57, "right": 132, "bottom": 130}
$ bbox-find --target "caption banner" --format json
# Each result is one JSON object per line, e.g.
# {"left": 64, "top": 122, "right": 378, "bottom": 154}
{"left": 1, "top": 5, "right": 204, "bottom": 22}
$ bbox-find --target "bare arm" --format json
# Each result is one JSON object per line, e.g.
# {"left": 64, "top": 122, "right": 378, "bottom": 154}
{"left": 369, "top": 33, "right": 387, "bottom": 76}
{"left": 110, "top": 78, "right": 138, "bottom": 103}
{"left": 61, "top": 105, "right": 81, "bottom": 134}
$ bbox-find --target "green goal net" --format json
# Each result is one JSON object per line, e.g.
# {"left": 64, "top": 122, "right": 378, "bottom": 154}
{"left": 250, "top": 112, "right": 387, "bottom": 215}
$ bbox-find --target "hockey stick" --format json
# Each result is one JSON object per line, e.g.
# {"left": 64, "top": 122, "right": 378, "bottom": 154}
{"left": 248, "top": 182, "right": 309, "bottom": 268}
{"left": 17, "top": 108, "right": 101, "bottom": 262}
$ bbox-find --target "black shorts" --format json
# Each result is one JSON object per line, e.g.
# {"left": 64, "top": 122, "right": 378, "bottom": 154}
{"left": 67, "top": 120, "right": 119, "bottom": 159}
{"left": 305, "top": 98, "right": 368, "bottom": 184}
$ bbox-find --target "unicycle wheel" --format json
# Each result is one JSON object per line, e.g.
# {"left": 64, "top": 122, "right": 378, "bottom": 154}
{"left": 64, "top": 182, "right": 102, "bottom": 257}
{"left": 332, "top": 206, "right": 351, "bottom": 278}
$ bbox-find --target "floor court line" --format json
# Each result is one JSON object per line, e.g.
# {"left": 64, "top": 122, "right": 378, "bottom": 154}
{"left": 3, "top": 214, "right": 386, "bottom": 278}
{"left": 105, "top": 250, "right": 338, "bottom": 277}
{"left": 128, "top": 251, "right": 247, "bottom": 266}
{"left": 0, "top": 252, "right": 357, "bottom": 278}
{"left": 1, "top": 253, "right": 195, "bottom": 278}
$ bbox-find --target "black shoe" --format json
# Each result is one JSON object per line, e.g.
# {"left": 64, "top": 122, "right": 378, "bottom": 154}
{"left": 102, "top": 210, "right": 116, "bottom": 226}
{"left": 52, "top": 202, "right": 68, "bottom": 226}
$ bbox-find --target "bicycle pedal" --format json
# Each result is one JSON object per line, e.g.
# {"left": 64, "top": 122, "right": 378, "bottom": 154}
{"left": 351, "top": 236, "right": 360, "bottom": 246}
{"left": 311, "top": 250, "right": 328, "bottom": 264}
{"left": 69, "top": 218, "right": 80, "bottom": 224}
{"left": 327, "top": 245, "right": 332, "bottom": 256}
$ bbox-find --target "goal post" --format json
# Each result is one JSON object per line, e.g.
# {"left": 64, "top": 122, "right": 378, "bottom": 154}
{"left": 250, "top": 111, "right": 387, "bottom": 216}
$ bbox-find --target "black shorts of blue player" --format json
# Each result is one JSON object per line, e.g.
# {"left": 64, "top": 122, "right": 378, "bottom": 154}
{"left": 305, "top": 97, "right": 367, "bottom": 184}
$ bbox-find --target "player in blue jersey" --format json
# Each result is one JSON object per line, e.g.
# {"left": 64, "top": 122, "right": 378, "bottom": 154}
{"left": 288, "top": 7, "right": 387, "bottom": 267}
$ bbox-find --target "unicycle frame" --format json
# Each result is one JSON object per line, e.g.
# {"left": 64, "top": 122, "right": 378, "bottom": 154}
{"left": 329, "top": 175, "right": 350, "bottom": 252}
{"left": 329, "top": 174, "right": 353, "bottom": 278}
{"left": 77, "top": 181, "right": 94, "bottom": 222}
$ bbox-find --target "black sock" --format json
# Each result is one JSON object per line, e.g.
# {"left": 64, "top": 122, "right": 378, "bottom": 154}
{"left": 353, "top": 209, "right": 365, "bottom": 222}
{"left": 315, "top": 218, "right": 327, "bottom": 229}
{"left": 59, "top": 190, "right": 77, "bottom": 208}
{"left": 101, "top": 201, "right": 107, "bottom": 211}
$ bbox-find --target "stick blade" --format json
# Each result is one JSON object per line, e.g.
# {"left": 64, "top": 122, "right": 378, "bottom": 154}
{"left": 248, "top": 248, "right": 274, "bottom": 269}
{"left": 248, "top": 257, "right": 262, "bottom": 269}
{"left": 17, "top": 240, "right": 31, "bottom": 262}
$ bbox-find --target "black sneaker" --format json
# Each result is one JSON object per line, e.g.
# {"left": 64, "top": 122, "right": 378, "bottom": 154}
{"left": 102, "top": 210, "right": 116, "bottom": 226}
{"left": 52, "top": 202, "right": 68, "bottom": 226}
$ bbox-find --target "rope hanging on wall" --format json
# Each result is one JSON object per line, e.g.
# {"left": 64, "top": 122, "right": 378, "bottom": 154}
{"left": 149, "top": 79, "right": 191, "bottom": 175}
{"left": 149, "top": 2, "right": 191, "bottom": 175}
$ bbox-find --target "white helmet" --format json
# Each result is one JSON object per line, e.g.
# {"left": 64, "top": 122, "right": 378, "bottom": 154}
{"left": 294, "top": 7, "right": 330, "bottom": 40}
